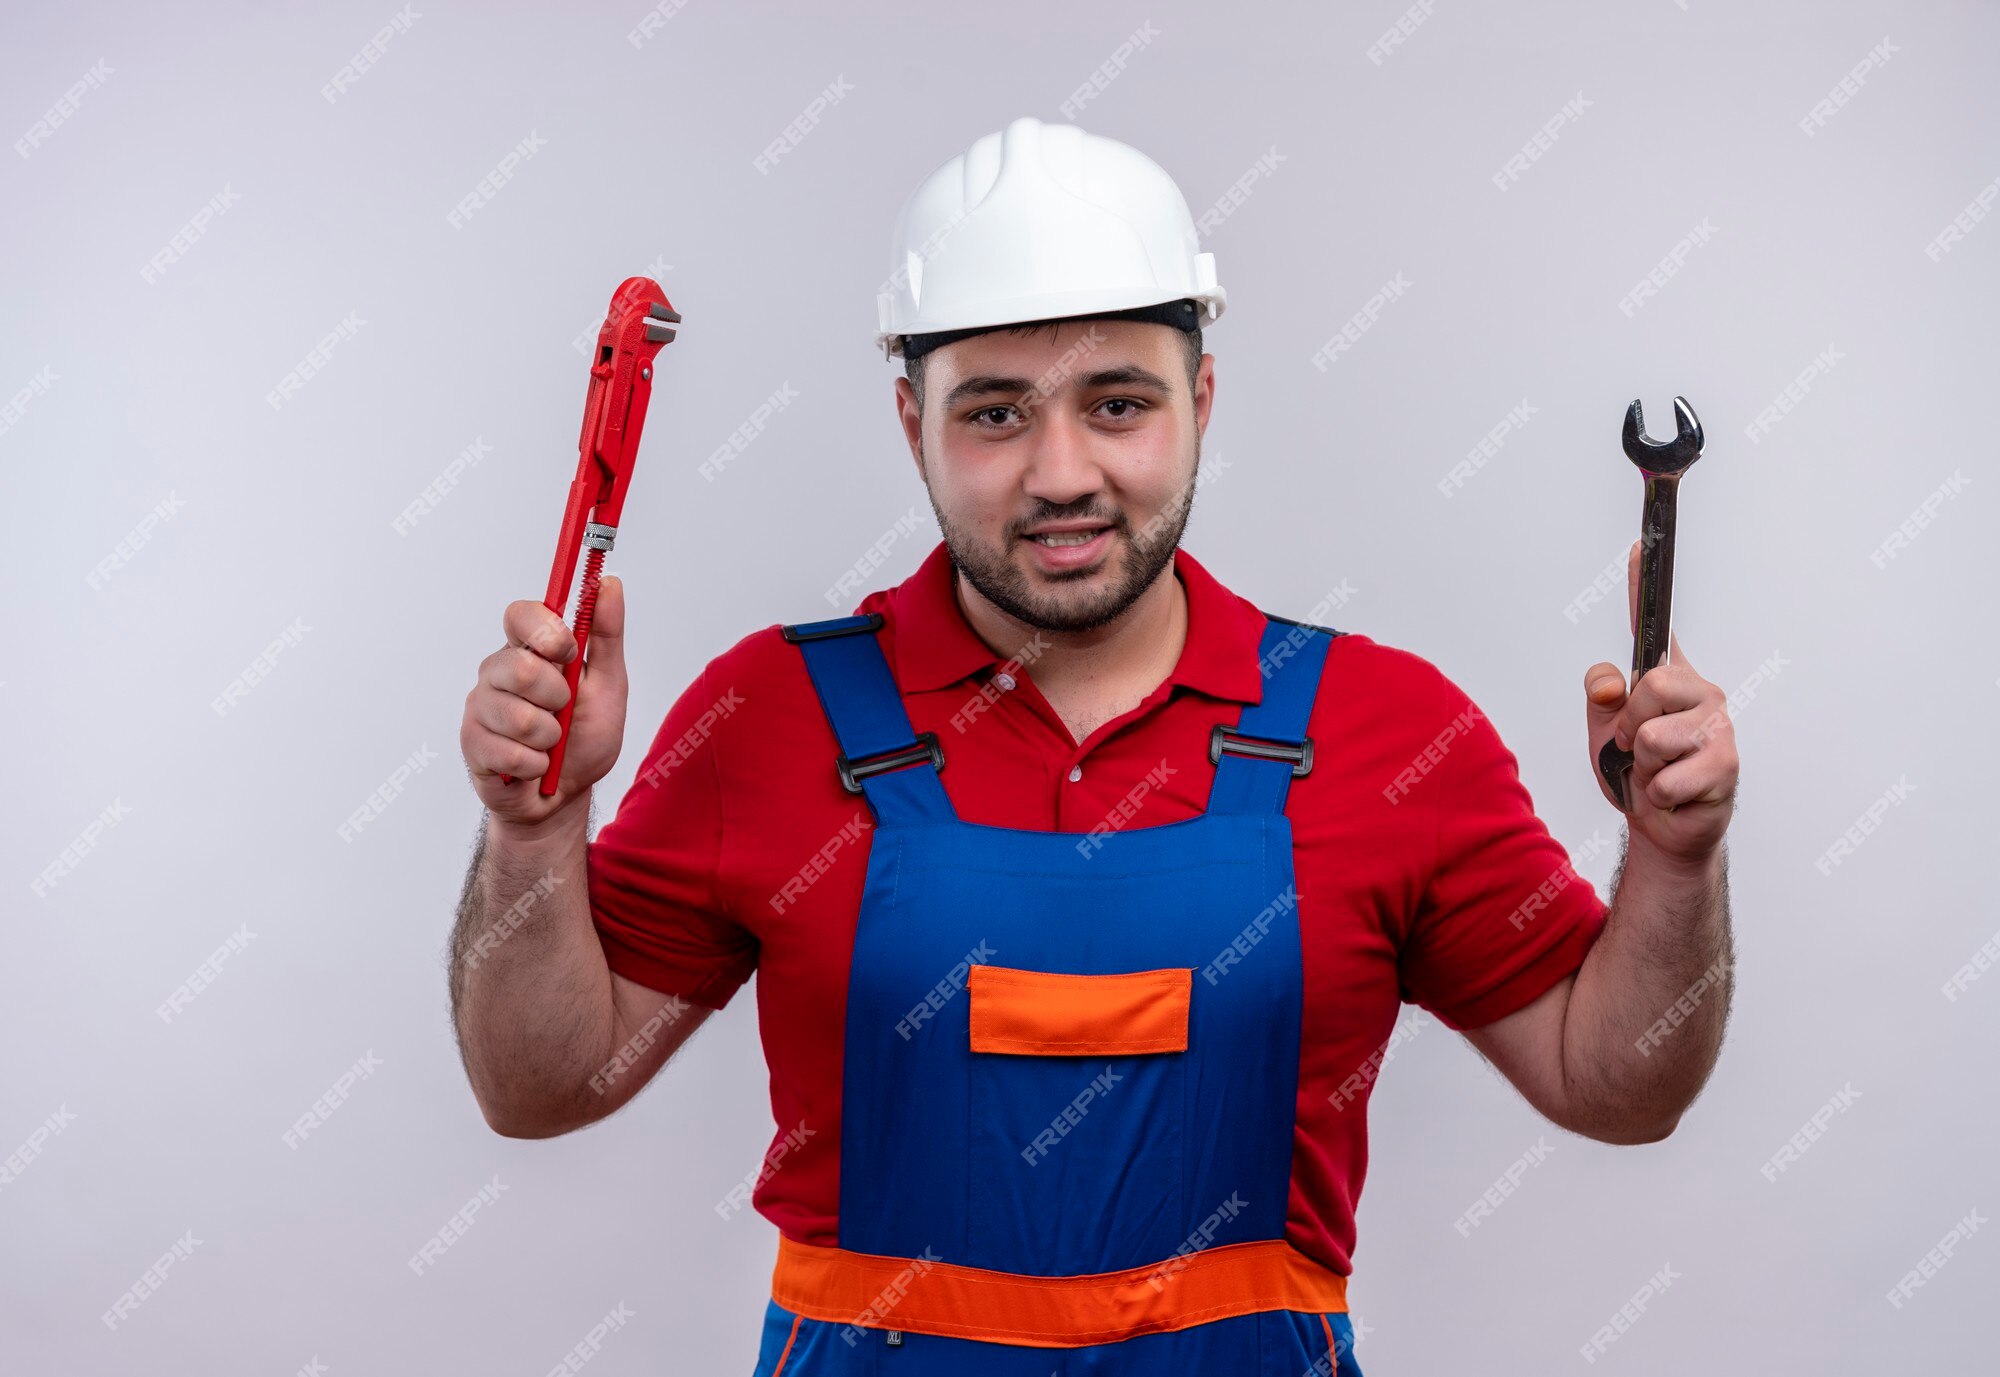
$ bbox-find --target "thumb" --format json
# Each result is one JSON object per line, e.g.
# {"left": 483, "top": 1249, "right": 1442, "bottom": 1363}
{"left": 585, "top": 573, "right": 627, "bottom": 697}
{"left": 1584, "top": 658, "right": 1627, "bottom": 742}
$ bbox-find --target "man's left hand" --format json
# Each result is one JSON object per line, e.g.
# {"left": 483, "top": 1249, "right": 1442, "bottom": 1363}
{"left": 1583, "top": 540, "right": 1739, "bottom": 863}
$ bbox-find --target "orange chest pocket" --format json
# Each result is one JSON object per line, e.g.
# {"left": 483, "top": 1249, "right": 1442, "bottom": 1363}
{"left": 966, "top": 964, "right": 1193, "bottom": 1056}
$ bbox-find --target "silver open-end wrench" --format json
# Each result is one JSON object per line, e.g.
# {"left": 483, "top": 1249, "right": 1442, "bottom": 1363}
{"left": 1597, "top": 395, "right": 1703, "bottom": 812}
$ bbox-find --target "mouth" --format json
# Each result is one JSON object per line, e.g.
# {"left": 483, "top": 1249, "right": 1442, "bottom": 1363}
{"left": 1020, "top": 523, "right": 1115, "bottom": 569}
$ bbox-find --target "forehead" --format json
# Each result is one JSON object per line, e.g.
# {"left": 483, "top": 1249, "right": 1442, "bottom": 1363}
{"left": 925, "top": 318, "right": 1182, "bottom": 396}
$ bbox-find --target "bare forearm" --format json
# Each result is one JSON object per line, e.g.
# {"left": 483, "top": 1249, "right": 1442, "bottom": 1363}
{"left": 1559, "top": 835, "right": 1734, "bottom": 1142}
{"left": 449, "top": 800, "right": 616, "bottom": 1136}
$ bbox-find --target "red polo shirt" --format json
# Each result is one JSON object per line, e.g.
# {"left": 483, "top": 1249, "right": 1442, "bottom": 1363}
{"left": 588, "top": 539, "right": 1608, "bottom": 1276}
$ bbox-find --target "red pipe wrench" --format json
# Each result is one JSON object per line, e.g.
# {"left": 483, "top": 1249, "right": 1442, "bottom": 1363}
{"left": 499, "top": 276, "right": 680, "bottom": 795}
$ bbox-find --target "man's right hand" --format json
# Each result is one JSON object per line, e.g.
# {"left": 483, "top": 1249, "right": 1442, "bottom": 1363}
{"left": 461, "top": 574, "right": 629, "bottom": 827}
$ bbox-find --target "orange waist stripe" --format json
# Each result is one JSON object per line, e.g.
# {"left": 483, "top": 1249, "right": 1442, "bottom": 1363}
{"left": 770, "top": 1235, "right": 1349, "bottom": 1349}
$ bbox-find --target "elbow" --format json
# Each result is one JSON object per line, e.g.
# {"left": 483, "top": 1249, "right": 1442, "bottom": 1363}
{"left": 1596, "top": 1120, "right": 1679, "bottom": 1147}
{"left": 473, "top": 1088, "right": 586, "bottom": 1140}
{"left": 484, "top": 1110, "right": 569, "bottom": 1140}
{"left": 1575, "top": 1107, "right": 1683, "bottom": 1147}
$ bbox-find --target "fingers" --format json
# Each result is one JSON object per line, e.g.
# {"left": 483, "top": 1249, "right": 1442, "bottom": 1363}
{"left": 462, "top": 719, "right": 551, "bottom": 782}
{"left": 1629, "top": 712, "right": 1706, "bottom": 775}
{"left": 1624, "top": 689, "right": 1737, "bottom": 815}
{"left": 473, "top": 587, "right": 624, "bottom": 798}
{"left": 505, "top": 598, "right": 577, "bottom": 666}
{"left": 479, "top": 642, "right": 571, "bottom": 712}
{"left": 1641, "top": 754, "right": 1733, "bottom": 812}
{"left": 1611, "top": 661, "right": 1710, "bottom": 748}
{"left": 464, "top": 599, "right": 578, "bottom": 784}
{"left": 469, "top": 680, "right": 565, "bottom": 751}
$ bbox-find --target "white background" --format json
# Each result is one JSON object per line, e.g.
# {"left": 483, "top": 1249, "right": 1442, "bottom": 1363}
{"left": 3, "top": 1, "right": 1993, "bottom": 1371}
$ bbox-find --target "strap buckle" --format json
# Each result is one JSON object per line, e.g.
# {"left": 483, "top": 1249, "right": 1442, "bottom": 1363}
{"left": 1209, "top": 723, "right": 1313, "bottom": 778}
{"left": 781, "top": 611, "right": 886, "bottom": 644}
{"left": 837, "top": 731, "right": 944, "bottom": 794}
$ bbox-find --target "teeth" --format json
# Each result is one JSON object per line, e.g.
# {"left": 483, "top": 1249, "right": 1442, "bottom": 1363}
{"left": 1032, "top": 530, "right": 1102, "bottom": 547}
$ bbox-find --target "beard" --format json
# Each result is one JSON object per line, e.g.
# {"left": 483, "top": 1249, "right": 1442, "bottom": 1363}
{"left": 921, "top": 438, "right": 1201, "bottom": 636}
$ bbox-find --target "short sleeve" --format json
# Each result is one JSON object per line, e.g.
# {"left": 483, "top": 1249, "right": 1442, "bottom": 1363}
{"left": 1398, "top": 670, "right": 1609, "bottom": 1032}
{"left": 588, "top": 663, "right": 758, "bottom": 1010}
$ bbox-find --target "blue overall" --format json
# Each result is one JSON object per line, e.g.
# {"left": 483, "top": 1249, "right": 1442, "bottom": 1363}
{"left": 752, "top": 611, "right": 1362, "bottom": 1376}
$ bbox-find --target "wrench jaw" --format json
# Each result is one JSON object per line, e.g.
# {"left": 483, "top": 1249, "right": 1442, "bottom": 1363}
{"left": 1598, "top": 744, "right": 1637, "bottom": 814}
{"left": 1622, "top": 395, "right": 1704, "bottom": 475}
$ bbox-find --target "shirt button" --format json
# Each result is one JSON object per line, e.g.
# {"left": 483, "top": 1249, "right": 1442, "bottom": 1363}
{"left": 1068, "top": 765, "right": 1083, "bottom": 783}
{"left": 993, "top": 671, "right": 1016, "bottom": 690}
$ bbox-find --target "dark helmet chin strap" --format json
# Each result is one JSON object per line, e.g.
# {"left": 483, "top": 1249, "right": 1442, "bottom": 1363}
{"left": 900, "top": 297, "right": 1202, "bottom": 362}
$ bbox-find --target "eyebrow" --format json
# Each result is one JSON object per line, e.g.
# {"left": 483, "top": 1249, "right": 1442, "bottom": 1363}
{"left": 942, "top": 365, "right": 1176, "bottom": 410}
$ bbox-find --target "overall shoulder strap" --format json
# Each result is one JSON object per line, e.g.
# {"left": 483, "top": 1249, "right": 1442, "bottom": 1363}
{"left": 1205, "top": 614, "right": 1340, "bottom": 816}
{"left": 781, "top": 613, "right": 956, "bottom": 826}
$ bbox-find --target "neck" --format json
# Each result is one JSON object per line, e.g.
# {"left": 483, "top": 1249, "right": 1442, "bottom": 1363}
{"left": 952, "top": 560, "right": 1188, "bottom": 702}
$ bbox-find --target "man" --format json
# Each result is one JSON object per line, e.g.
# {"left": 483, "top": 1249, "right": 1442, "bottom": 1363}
{"left": 451, "top": 116, "right": 1737, "bottom": 1375}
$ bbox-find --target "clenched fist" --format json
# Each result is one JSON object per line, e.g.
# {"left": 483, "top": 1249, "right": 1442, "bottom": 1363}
{"left": 1583, "top": 542, "right": 1738, "bottom": 865}
{"left": 461, "top": 574, "right": 629, "bottom": 829}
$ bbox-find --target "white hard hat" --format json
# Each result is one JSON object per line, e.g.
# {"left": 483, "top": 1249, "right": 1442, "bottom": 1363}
{"left": 875, "top": 115, "right": 1226, "bottom": 362}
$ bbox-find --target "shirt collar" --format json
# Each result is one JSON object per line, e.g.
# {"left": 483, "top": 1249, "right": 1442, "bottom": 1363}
{"left": 866, "top": 539, "right": 1268, "bottom": 705}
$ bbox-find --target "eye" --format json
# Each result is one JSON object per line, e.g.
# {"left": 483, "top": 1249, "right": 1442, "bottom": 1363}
{"left": 1097, "top": 397, "right": 1147, "bottom": 420}
{"left": 969, "top": 404, "right": 1022, "bottom": 428}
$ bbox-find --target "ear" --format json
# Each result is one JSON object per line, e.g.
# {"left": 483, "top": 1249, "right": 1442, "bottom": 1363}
{"left": 893, "top": 375, "right": 925, "bottom": 477}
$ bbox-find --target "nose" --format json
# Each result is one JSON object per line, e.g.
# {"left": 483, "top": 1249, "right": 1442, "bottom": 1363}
{"left": 1019, "top": 403, "right": 1108, "bottom": 511}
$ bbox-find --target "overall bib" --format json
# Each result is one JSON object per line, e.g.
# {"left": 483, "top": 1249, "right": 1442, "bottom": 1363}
{"left": 751, "top": 611, "right": 1362, "bottom": 1377}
